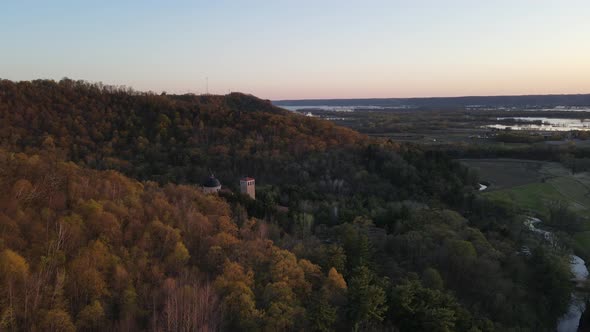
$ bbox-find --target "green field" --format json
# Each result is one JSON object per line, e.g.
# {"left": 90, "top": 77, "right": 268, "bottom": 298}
{"left": 547, "top": 177, "right": 590, "bottom": 211}
{"left": 459, "top": 159, "right": 569, "bottom": 190}
{"left": 460, "top": 159, "right": 590, "bottom": 216}
{"left": 573, "top": 232, "right": 590, "bottom": 259}
{"left": 483, "top": 182, "right": 573, "bottom": 216}
{"left": 461, "top": 158, "right": 590, "bottom": 257}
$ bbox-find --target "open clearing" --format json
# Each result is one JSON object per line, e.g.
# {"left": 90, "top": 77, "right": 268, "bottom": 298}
{"left": 483, "top": 182, "right": 573, "bottom": 215}
{"left": 548, "top": 177, "right": 590, "bottom": 210}
{"left": 462, "top": 158, "right": 590, "bottom": 257}
{"left": 459, "top": 159, "right": 570, "bottom": 190}
{"left": 460, "top": 158, "right": 590, "bottom": 217}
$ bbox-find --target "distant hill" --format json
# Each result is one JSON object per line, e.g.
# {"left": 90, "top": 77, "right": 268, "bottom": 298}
{"left": 0, "top": 78, "right": 363, "bottom": 185}
{"left": 274, "top": 94, "right": 590, "bottom": 108}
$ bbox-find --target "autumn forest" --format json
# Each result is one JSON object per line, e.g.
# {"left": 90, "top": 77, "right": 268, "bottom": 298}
{"left": 0, "top": 79, "right": 574, "bottom": 331}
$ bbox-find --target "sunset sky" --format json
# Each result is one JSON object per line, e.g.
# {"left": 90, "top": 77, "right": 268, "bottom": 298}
{"left": 1, "top": 0, "right": 589, "bottom": 100}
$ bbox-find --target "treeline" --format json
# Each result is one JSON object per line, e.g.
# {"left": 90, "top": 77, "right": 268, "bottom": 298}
{"left": 0, "top": 79, "right": 575, "bottom": 331}
{"left": 494, "top": 132, "right": 560, "bottom": 144}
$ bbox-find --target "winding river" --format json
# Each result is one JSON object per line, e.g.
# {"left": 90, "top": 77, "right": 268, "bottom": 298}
{"left": 525, "top": 217, "right": 589, "bottom": 331}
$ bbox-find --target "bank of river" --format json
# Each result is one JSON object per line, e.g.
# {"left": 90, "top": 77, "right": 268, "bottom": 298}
{"left": 525, "top": 217, "right": 588, "bottom": 331}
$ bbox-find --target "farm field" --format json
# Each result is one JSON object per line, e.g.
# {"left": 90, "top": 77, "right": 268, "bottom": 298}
{"left": 483, "top": 182, "right": 573, "bottom": 215}
{"left": 547, "top": 177, "right": 590, "bottom": 211}
{"left": 459, "top": 159, "right": 570, "bottom": 190}
{"left": 461, "top": 158, "right": 590, "bottom": 215}
{"left": 461, "top": 158, "right": 590, "bottom": 258}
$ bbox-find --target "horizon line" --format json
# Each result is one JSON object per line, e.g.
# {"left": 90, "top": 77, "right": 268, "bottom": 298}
{"left": 273, "top": 92, "right": 590, "bottom": 102}
{"left": 3, "top": 78, "right": 590, "bottom": 102}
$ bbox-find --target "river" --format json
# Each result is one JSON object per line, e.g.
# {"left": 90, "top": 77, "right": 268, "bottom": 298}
{"left": 526, "top": 217, "right": 589, "bottom": 331}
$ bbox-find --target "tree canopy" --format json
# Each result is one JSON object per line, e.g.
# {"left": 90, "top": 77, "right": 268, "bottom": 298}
{"left": 0, "top": 79, "right": 575, "bottom": 331}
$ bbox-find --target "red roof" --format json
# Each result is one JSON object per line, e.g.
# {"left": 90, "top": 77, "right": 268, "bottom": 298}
{"left": 241, "top": 177, "right": 255, "bottom": 181}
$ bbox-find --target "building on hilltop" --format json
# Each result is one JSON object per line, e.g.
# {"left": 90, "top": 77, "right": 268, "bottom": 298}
{"left": 240, "top": 177, "right": 255, "bottom": 199}
{"left": 202, "top": 175, "right": 221, "bottom": 194}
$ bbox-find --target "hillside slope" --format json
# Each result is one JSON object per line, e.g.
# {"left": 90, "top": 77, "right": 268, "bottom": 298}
{"left": 0, "top": 79, "right": 363, "bottom": 184}
{"left": 0, "top": 79, "right": 576, "bottom": 331}
{"left": 0, "top": 149, "right": 337, "bottom": 331}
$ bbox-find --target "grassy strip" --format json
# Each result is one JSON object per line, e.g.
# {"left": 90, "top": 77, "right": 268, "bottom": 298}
{"left": 484, "top": 182, "right": 570, "bottom": 218}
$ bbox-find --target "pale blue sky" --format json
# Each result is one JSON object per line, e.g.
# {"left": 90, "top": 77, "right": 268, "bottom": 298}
{"left": 1, "top": 0, "right": 589, "bottom": 99}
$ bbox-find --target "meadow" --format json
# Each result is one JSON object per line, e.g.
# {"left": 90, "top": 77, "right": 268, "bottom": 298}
{"left": 461, "top": 158, "right": 590, "bottom": 258}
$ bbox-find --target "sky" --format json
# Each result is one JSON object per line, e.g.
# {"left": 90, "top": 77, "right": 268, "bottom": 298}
{"left": 1, "top": 0, "right": 589, "bottom": 100}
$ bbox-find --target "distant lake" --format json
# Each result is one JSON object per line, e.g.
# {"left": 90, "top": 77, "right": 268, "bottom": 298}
{"left": 487, "top": 117, "right": 590, "bottom": 132}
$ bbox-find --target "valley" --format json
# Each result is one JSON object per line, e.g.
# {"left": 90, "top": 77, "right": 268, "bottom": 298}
{"left": 280, "top": 100, "right": 590, "bottom": 331}
{"left": 4, "top": 2, "right": 589, "bottom": 331}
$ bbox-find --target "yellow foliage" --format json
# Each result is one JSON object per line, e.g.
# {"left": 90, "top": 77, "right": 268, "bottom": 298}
{"left": 327, "top": 267, "right": 347, "bottom": 290}
{"left": 0, "top": 249, "right": 29, "bottom": 281}
{"left": 217, "top": 216, "right": 238, "bottom": 236}
{"left": 76, "top": 300, "right": 105, "bottom": 330}
{"left": 40, "top": 309, "right": 75, "bottom": 332}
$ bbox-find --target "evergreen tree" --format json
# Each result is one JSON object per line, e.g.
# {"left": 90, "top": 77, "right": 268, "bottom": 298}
{"left": 346, "top": 266, "right": 387, "bottom": 331}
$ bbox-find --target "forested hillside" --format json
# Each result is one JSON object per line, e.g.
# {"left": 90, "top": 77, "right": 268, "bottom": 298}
{"left": 0, "top": 150, "right": 336, "bottom": 331}
{"left": 0, "top": 79, "right": 362, "bottom": 185}
{"left": 0, "top": 79, "right": 574, "bottom": 331}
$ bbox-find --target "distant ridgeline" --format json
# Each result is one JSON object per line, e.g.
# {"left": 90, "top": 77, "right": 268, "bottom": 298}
{"left": 275, "top": 93, "right": 590, "bottom": 108}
